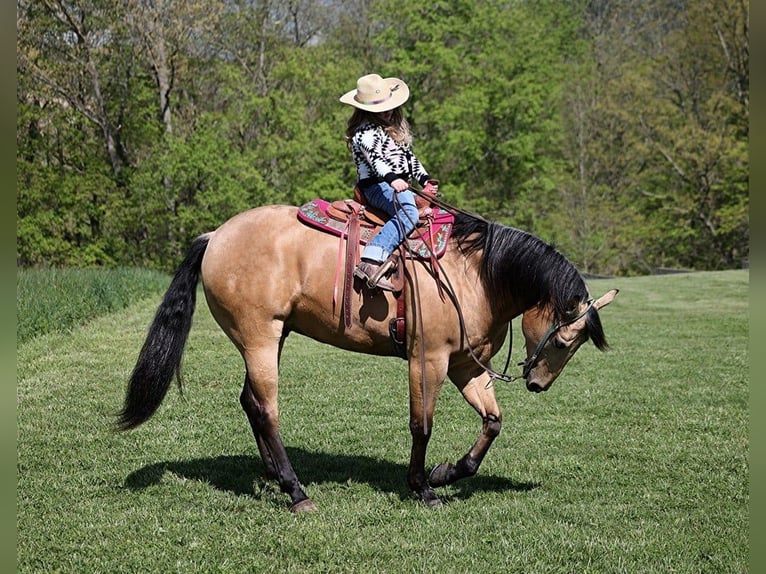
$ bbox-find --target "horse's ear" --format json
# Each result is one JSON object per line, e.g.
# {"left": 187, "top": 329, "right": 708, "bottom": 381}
{"left": 593, "top": 289, "right": 619, "bottom": 310}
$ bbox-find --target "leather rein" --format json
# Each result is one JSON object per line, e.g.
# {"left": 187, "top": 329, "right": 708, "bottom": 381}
{"left": 397, "top": 189, "right": 518, "bottom": 387}
{"left": 402, "top": 188, "right": 595, "bottom": 387}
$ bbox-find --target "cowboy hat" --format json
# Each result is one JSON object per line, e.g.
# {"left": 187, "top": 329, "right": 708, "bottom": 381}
{"left": 339, "top": 73, "right": 410, "bottom": 112}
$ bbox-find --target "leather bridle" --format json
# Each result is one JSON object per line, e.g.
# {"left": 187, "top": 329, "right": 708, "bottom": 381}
{"left": 519, "top": 298, "right": 595, "bottom": 380}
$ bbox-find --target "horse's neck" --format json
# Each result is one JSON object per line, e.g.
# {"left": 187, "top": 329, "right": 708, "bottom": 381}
{"left": 444, "top": 251, "right": 513, "bottom": 334}
{"left": 452, "top": 248, "right": 542, "bottom": 331}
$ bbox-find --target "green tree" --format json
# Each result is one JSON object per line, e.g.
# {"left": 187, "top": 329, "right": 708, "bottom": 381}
{"left": 16, "top": 0, "right": 749, "bottom": 274}
{"left": 369, "top": 0, "right": 583, "bottom": 232}
{"left": 121, "top": 116, "right": 268, "bottom": 268}
{"left": 17, "top": 0, "right": 135, "bottom": 266}
{"left": 637, "top": 0, "right": 749, "bottom": 269}
{"left": 554, "top": 0, "right": 748, "bottom": 274}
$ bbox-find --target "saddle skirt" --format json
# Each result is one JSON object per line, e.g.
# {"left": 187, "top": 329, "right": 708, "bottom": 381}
{"left": 297, "top": 198, "right": 454, "bottom": 259}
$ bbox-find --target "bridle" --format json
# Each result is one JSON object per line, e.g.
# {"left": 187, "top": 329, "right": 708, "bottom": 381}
{"left": 519, "top": 298, "right": 595, "bottom": 380}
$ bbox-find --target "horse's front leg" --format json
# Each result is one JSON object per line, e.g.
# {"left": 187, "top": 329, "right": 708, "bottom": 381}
{"left": 428, "top": 371, "right": 502, "bottom": 488}
{"left": 406, "top": 356, "right": 448, "bottom": 508}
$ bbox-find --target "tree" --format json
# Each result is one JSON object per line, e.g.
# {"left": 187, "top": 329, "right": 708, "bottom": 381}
{"left": 17, "top": 0, "right": 136, "bottom": 266}
{"left": 16, "top": 0, "right": 749, "bottom": 273}
{"left": 125, "top": 0, "right": 223, "bottom": 137}
{"left": 554, "top": 0, "right": 748, "bottom": 273}
{"left": 628, "top": 0, "right": 748, "bottom": 269}
{"left": 367, "top": 0, "right": 585, "bottom": 234}
{"left": 17, "top": 0, "right": 132, "bottom": 176}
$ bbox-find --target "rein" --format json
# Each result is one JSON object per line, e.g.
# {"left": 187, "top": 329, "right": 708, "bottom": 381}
{"left": 396, "top": 189, "right": 518, "bottom": 390}
{"left": 401, "top": 187, "right": 595, "bottom": 388}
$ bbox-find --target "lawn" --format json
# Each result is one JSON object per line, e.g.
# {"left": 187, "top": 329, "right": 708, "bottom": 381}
{"left": 17, "top": 269, "right": 749, "bottom": 573}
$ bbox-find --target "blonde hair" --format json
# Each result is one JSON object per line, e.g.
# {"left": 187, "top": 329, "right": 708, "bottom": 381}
{"left": 345, "top": 107, "right": 413, "bottom": 150}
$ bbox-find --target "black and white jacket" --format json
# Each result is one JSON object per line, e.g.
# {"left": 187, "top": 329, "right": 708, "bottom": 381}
{"left": 351, "top": 122, "right": 430, "bottom": 188}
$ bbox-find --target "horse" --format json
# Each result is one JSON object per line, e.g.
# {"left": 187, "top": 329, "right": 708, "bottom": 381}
{"left": 118, "top": 203, "right": 618, "bottom": 512}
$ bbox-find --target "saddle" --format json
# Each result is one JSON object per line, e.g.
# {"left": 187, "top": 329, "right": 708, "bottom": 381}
{"left": 297, "top": 188, "right": 454, "bottom": 260}
{"left": 326, "top": 186, "right": 439, "bottom": 228}
{"left": 297, "top": 187, "right": 455, "bottom": 355}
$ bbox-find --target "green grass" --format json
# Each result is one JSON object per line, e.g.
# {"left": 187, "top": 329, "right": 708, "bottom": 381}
{"left": 17, "top": 269, "right": 748, "bottom": 573}
{"left": 16, "top": 267, "right": 170, "bottom": 345}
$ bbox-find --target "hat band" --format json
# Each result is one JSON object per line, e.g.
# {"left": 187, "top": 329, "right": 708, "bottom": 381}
{"left": 354, "top": 91, "right": 392, "bottom": 106}
{"left": 354, "top": 83, "right": 401, "bottom": 107}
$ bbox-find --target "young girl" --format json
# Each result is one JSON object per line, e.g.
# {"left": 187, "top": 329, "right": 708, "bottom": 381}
{"left": 340, "top": 73, "right": 438, "bottom": 291}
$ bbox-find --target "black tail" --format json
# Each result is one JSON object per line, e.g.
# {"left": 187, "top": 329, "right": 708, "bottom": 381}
{"left": 117, "top": 234, "right": 210, "bottom": 430}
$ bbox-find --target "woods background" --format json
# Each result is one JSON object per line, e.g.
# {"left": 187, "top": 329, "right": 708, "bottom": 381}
{"left": 16, "top": 0, "right": 749, "bottom": 276}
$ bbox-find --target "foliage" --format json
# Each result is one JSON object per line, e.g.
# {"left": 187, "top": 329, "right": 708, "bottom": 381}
{"left": 119, "top": 117, "right": 272, "bottom": 268}
{"left": 369, "top": 0, "right": 582, "bottom": 226}
{"left": 551, "top": 0, "right": 749, "bottom": 274}
{"left": 16, "top": 267, "right": 169, "bottom": 345}
{"left": 17, "top": 269, "right": 748, "bottom": 571}
{"left": 16, "top": 0, "right": 749, "bottom": 275}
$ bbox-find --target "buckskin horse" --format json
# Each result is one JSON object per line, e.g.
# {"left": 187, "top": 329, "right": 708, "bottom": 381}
{"left": 118, "top": 199, "right": 618, "bottom": 512}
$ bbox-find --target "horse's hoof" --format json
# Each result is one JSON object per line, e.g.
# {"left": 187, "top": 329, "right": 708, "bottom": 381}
{"left": 419, "top": 489, "right": 442, "bottom": 509}
{"left": 428, "top": 462, "right": 452, "bottom": 487}
{"left": 289, "top": 499, "right": 317, "bottom": 513}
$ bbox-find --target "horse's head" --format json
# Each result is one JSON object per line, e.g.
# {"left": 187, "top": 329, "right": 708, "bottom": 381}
{"left": 520, "top": 289, "right": 618, "bottom": 392}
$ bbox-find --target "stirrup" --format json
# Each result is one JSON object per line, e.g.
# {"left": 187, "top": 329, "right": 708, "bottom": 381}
{"left": 354, "top": 260, "right": 396, "bottom": 291}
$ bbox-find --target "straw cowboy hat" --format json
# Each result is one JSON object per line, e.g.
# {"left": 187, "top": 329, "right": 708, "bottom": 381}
{"left": 339, "top": 73, "right": 410, "bottom": 112}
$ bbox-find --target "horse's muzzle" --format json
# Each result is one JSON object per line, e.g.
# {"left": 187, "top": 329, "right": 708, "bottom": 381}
{"left": 526, "top": 381, "right": 545, "bottom": 393}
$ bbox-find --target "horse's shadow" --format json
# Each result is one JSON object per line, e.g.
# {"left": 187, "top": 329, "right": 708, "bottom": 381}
{"left": 124, "top": 448, "right": 539, "bottom": 504}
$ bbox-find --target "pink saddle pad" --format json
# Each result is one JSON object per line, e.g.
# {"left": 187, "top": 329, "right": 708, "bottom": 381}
{"left": 297, "top": 199, "right": 454, "bottom": 259}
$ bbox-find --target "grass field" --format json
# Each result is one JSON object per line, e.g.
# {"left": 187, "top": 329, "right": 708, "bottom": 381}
{"left": 16, "top": 267, "right": 170, "bottom": 345}
{"left": 17, "top": 269, "right": 748, "bottom": 573}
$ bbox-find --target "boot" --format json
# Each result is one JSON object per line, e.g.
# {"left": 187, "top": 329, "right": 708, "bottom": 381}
{"left": 354, "top": 260, "right": 397, "bottom": 291}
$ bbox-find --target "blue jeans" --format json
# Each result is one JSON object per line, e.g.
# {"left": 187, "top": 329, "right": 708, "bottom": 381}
{"left": 360, "top": 182, "right": 419, "bottom": 263}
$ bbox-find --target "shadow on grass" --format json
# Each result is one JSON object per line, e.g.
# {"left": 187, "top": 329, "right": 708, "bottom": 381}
{"left": 124, "top": 449, "right": 539, "bottom": 504}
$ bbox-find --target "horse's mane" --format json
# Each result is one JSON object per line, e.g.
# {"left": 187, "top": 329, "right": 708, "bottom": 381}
{"left": 451, "top": 212, "right": 608, "bottom": 350}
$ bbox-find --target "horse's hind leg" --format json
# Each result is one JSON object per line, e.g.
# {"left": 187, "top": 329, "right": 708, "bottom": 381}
{"left": 240, "top": 377, "right": 278, "bottom": 481}
{"left": 428, "top": 372, "right": 502, "bottom": 488}
{"left": 239, "top": 345, "right": 316, "bottom": 512}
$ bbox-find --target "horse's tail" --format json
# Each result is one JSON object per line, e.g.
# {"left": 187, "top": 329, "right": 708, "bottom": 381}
{"left": 117, "top": 233, "right": 212, "bottom": 431}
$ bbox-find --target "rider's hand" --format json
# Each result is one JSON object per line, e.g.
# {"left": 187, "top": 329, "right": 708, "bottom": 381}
{"left": 391, "top": 178, "right": 410, "bottom": 192}
{"left": 423, "top": 179, "right": 439, "bottom": 195}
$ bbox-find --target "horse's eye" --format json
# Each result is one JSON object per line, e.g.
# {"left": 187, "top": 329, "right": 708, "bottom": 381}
{"left": 553, "top": 337, "right": 566, "bottom": 349}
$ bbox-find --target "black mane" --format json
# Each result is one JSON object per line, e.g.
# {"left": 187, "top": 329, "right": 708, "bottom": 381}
{"left": 451, "top": 212, "right": 608, "bottom": 350}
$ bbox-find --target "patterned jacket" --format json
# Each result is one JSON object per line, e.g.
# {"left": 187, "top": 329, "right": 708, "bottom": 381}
{"left": 351, "top": 122, "right": 430, "bottom": 188}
